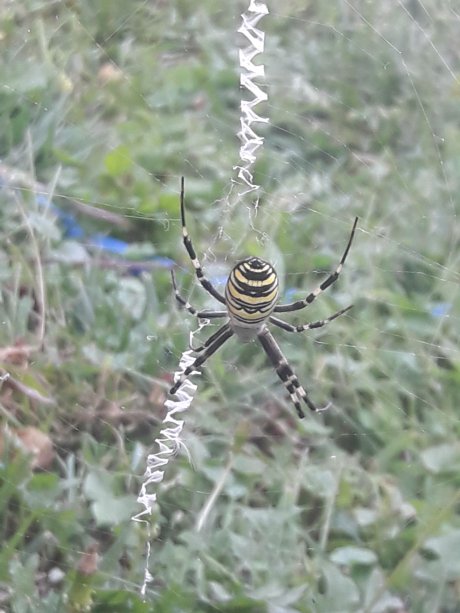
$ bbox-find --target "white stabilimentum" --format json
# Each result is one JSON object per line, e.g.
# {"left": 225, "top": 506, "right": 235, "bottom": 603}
{"left": 236, "top": 0, "right": 269, "bottom": 193}
{"left": 133, "top": 349, "right": 198, "bottom": 598}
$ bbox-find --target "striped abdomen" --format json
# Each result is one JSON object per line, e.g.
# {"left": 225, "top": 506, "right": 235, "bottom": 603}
{"left": 225, "top": 257, "right": 279, "bottom": 336}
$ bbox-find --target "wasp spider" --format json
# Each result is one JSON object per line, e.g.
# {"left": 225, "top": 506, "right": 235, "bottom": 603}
{"left": 170, "top": 177, "right": 358, "bottom": 418}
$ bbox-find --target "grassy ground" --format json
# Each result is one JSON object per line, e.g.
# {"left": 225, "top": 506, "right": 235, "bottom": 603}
{"left": 0, "top": 1, "right": 459, "bottom": 611}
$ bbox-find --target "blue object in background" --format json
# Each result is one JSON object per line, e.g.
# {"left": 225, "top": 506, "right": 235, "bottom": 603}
{"left": 430, "top": 303, "right": 451, "bottom": 318}
{"left": 10, "top": 184, "right": 176, "bottom": 274}
{"left": 35, "top": 192, "right": 85, "bottom": 239}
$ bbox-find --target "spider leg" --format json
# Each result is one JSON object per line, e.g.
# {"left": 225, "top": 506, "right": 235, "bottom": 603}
{"left": 170, "top": 323, "right": 234, "bottom": 395}
{"left": 171, "top": 270, "right": 227, "bottom": 319}
{"left": 179, "top": 177, "right": 226, "bottom": 305}
{"left": 257, "top": 327, "right": 320, "bottom": 418}
{"left": 190, "top": 319, "right": 232, "bottom": 353}
{"left": 274, "top": 217, "right": 358, "bottom": 314}
{"left": 269, "top": 304, "right": 353, "bottom": 333}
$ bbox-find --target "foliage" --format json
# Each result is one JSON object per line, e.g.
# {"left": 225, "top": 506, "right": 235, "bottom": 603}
{"left": 0, "top": 1, "right": 459, "bottom": 611}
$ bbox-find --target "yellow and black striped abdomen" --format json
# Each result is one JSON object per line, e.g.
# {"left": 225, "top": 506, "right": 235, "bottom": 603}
{"left": 225, "top": 257, "right": 279, "bottom": 328}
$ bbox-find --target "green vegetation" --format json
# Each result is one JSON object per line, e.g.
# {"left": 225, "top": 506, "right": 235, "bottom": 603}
{"left": 0, "top": 1, "right": 459, "bottom": 611}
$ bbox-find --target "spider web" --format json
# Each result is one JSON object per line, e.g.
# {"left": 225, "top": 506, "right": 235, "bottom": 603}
{"left": 0, "top": 1, "right": 459, "bottom": 610}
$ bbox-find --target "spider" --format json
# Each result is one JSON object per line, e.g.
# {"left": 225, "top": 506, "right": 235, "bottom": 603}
{"left": 170, "top": 177, "right": 358, "bottom": 418}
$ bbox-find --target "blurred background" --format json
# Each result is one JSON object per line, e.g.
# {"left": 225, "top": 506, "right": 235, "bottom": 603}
{"left": 0, "top": 1, "right": 459, "bottom": 611}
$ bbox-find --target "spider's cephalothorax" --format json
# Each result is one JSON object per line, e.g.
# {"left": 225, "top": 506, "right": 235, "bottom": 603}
{"left": 225, "top": 257, "right": 279, "bottom": 339}
{"left": 170, "top": 177, "right": 358, "bottom": 418}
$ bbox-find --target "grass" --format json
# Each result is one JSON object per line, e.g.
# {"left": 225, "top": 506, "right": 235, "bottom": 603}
{"left": 0, "top": 1, "right": 459, "bottom": 611}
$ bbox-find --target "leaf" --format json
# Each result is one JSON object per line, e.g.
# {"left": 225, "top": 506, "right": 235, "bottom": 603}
{"left": 330, "top": 545, "right": 378, "bottom": 566}
{"left": 233, "top": 454, "right": 266, "bottom": 475}
{"left": 51, "top": 240, "right": 89, "bottom": 264}
{"left": 420, "top": 443, "right": 460, "bottom": 474}
{"left": 315, "top": 561, "right": 360, "bottom": 613}
{"left": 84, "top": 471, "right": 137, "bottom": 526}
{"left": 91, "top": 495, "right": 136, "bottom": 526}
{"left": 115, "top": 277, "right": 146, "bottom": 320}
{"left": 9, "top": 554, "right": 39, "bottom": 611}
{"left": 363, "top": 567, "right": 405, "bottom": 613}
{"left": 423, "top": 529, "right": 460, "bottom": 579}
{"left": 104, "top": 145, "right": 133, "bottom": 176}
{"left": 303, "top": 466, "right": 337, "bottom": 498}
